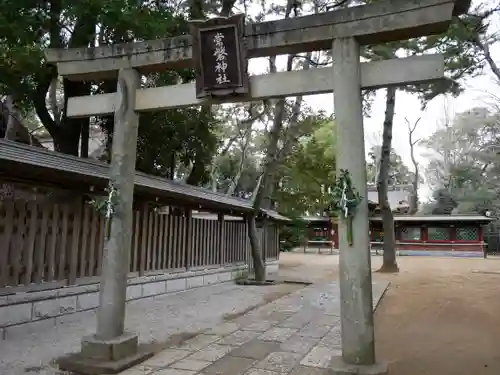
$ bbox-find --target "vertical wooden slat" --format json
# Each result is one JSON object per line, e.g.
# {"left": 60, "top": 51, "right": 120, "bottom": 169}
{"left": 24, "top": 201, "right": 38, "bottom": 285}
{"left": 48, "top": 204, "right": 59, "bottom": 281}
{"left": 183, "top": 214, "right": 190, "bottom": 269}
{"left": 58, "top": 205, "right": 69, "bottom": 281}
{"left": 172, "top": 215, "right": 178, "bottom": 269}
{"left": 172, "top": 216, "right": 182, "bottom": 268}
{"left": 88, "top": 210, "right": 98, "bottom": 277}
{"left": 206, "top": 220, "right": 212, "bottom": 266}
{"left": 201, "top": 219, "right": 206, "bottom": 266}
{"left": 193, "top": 219, "right": 199, "bottom": 267}
{"left": 223, "top": 222, "right": 228, "bottom": 264}
{"left": 173, "top": 216, "right": 179, "bottom": 269}
{"left": 202, "top": 219, "right": 207, "bottom": 266}
{"left": 158, "top": 214, "right": 165, "bottom": 269}
{"left": 224, "top": 222, "right": 229, "bottom": 264}
{"left": 191, "top": 219, "right": 197, "bottom": 267}
{"left": 269, "top": 226, "right": 273, "bottom": 259}
{"left": 0, "top": 201, "right": 14, "bottom": 287}
{"left": 237, "top": 223, "right": 242, "bottom": 262}
{"left": 96, "top": 215, "right": 105, "bottom": 276}
{"left": 210, "top": 220, "right": 215, "bottom": 265}
{"left": 139, "top": 207, "right": 148, "bottom": 275}
{"left": 234, "top": 223, "right": 238, "bottom": 263}
{"left": 79, "top": 205, "right": 90, "bottom": 277}
{"left": 151, "top": 211, "right": 158, "bottom": 271}
{"left": 179, "top": 216, "right": 186, "bottom": 268}
{"left": 166, "top": 215, "right": 173, "bottom": 269}
{"left": 217, "top": 215, "right": 224, "bottom": 266}
{"left": 146, "top": 209, "right": 154, "bottom": 271}
{"left": 241, "top": 223, "right": 246, "bottom": 262}
{"left": 12, "top": 202, "right": 26, "bottom": 286}
{"left": 276, "top": 225, "right": 280, "bottom": 258}
{"left": 236, "top": 223, "right": 241, "bottom": 262}
{"left": 69, "top": 203, "right": 82, "bottom": 284}
{"left": 167, "top": 215, "right": 173, "bottom": 269}
{"left": 208, "top": 220, "right": 213, "bottom": 266}
{"left": 161, "top": 215, "right": 168, "bottom": 269}
{"left": 201, "top": 220, "right": 206, "bottom": 267}
{"left": 156, "top": 212, "right": 162, "bottom": 270}
{"left": 181, "top": 216, "right": 187, "bottom": 269}
{"left": 129, "top": 212, "right": 136, "bottom": 272}
{"left": 228, "top": 222, "right": 234, "bottom": 264}
{"left": 132, "top": 210, "right": 140, "bottom": 272}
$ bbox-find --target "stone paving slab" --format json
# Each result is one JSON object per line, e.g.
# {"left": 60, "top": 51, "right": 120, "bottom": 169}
{"left": 1, "top": 282, "right": 300, "bottom": 375}
{"left": 121, "top": 280, "right": 389, "bottom": 375}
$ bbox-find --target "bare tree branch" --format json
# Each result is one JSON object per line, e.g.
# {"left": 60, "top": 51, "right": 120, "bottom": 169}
{"left": 406, "top": 117, "right": 421, "bottom": 214}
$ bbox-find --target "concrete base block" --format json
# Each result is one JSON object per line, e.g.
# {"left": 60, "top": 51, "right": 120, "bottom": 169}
{"left": 57, "top": 347, "right": 153, "bottom": 375}
{"left": 82, "top": 331, "right": 138, "bottom": 360}
{"left": 58, "top": 332, "right": 153, "bottom": 374}
{"left": 328, "top": 356, "right": 388, "bottom": 375}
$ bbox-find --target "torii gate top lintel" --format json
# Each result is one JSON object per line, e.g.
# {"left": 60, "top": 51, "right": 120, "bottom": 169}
{"left": 44, "top": 0, "right": 472, "bottom": 372}
{"left": 45, "top": 0, "right": 470, "bottom": 81}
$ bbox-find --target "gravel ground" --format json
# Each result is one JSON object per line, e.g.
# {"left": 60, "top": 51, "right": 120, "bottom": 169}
{"left": 0, "top": 282, "right": 301, "bottom": 375}
{"left": 280, "top": 251, "right": 500, "bottom": 375}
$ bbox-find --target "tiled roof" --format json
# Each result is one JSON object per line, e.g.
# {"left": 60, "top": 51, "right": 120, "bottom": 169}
{"left": 366, "top": 185, "right": 412, "bottom": 209}
{"left": 0, "top": 139, "right": 286, "bottom": 220}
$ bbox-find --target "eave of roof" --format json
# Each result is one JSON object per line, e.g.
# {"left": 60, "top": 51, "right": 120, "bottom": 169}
{"left": 300, "top": 215, "right": 493, "bottom": 223}
{"left": 371, "top": 215, "right": 493, "bottom": 222}
{"left": 0, "top": 140, "right": 252, "bottom": 212}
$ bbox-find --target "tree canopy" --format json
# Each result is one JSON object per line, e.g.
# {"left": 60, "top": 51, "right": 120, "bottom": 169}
{"left": 422, "top": 106, "right": 500, "bottom": 215}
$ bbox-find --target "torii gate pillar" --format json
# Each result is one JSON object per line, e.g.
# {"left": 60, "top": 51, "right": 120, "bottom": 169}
{"left": 331, "top": 37, "right": 384, "bottom": 374}
{"left": 58, "top": 68, "right": 152, "bottom": 374}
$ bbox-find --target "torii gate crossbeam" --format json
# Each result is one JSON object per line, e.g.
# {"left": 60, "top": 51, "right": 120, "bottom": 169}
{"left": 46, "top": 1, "right": 470, "bottom": 374}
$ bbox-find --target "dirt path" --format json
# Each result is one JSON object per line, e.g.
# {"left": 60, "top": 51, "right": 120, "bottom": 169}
{"left": 279, "top": 252, "right": 500, "bottom": 375}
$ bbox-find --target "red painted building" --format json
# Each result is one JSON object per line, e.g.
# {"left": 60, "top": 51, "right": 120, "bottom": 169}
{"left": 302, "top": 215, "right": 492, "bottom": 257}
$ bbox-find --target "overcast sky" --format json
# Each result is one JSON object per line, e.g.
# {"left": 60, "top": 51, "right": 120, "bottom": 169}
{"left": 247, "top": 1, "right": 500, "bottom": 201}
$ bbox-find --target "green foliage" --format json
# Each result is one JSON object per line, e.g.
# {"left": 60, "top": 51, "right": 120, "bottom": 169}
{"left": 422, "top": 106, "right": 500, "bottom": 215}
{"left": 279, "top": 219, "right": 306, "bottom": 252}
{"left": 366, "top": 146, "right": 420, "bottom": 186}
{"left": 275, "top": 118, "right": 337, "bottom": 217}
{"left": 88, "top": 183, "right": 119, "bottom": 217}
{"left": 359, "top": 1, "right": 491, "bottom": 105}
{"left": 0, "top": 0, "right": 223, "bottom": 185}
{"left": 327, "top": 169, "right": 363, "bottom": 218}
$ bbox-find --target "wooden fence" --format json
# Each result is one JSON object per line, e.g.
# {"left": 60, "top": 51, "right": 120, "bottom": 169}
{"left": 0, "top": 199, "right": 279, "bottom": 289}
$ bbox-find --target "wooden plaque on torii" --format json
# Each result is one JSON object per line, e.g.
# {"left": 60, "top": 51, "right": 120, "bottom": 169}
{"left": 189, "top": 14, "right": 249, "bottom": 99}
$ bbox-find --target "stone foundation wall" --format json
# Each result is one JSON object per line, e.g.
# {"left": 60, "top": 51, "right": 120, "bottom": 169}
{"left": 0, "top": 261, "right": 280, "bottom": 340}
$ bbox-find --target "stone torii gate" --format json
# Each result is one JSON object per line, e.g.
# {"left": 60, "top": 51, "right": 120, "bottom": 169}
{"left": 45, "top": 0, "right": 469, "bottom": 374}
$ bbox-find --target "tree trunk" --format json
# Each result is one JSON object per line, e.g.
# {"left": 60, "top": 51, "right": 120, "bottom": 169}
{"left": 473, "top": 36, "right": 500, "bottom": 83}
{"left": 246, "top": 0, "right": 306, "bottom": 282}
{"left": 377, "top": 86, "right": 399, "bottom": 273}
{"left": 3, "top": 96, "right": 19, "bottom": 140}
{"left": 247, "top": 213, "right": 266, "bottom": 282}
{"left": 81, "top": 121, "right": 89, "bottom": 157}
{"left": 407, "top": 118, "right": 420, "bottom": 215}
{"left": 247, "top": 103, "right": 283, "bottom": 282}
{"left": 53, "top": 79, "right": 91, "bottom": 155}
{"left": 227, "top": 137, "right": 250, "bottom": 196}
{"left": 2, "top": 96, "right": 41, "bottom": 146}
{"left": 34, "top": 5, "right": 95, "bottom": 156}
{"left": 185, "top": 155, "right": 206, "bottom": 186}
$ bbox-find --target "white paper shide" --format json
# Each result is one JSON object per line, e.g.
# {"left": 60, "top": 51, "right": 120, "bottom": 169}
{"left": 213, "top": 32, "right": 231, "bottom": 85}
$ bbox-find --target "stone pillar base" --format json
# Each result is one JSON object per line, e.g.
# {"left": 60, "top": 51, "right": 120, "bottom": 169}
{"left": 328, "top": 356, "right": 388, "bottom": 375}
{"left": 57, "top": 332, "right": 154, "bottom": 374}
